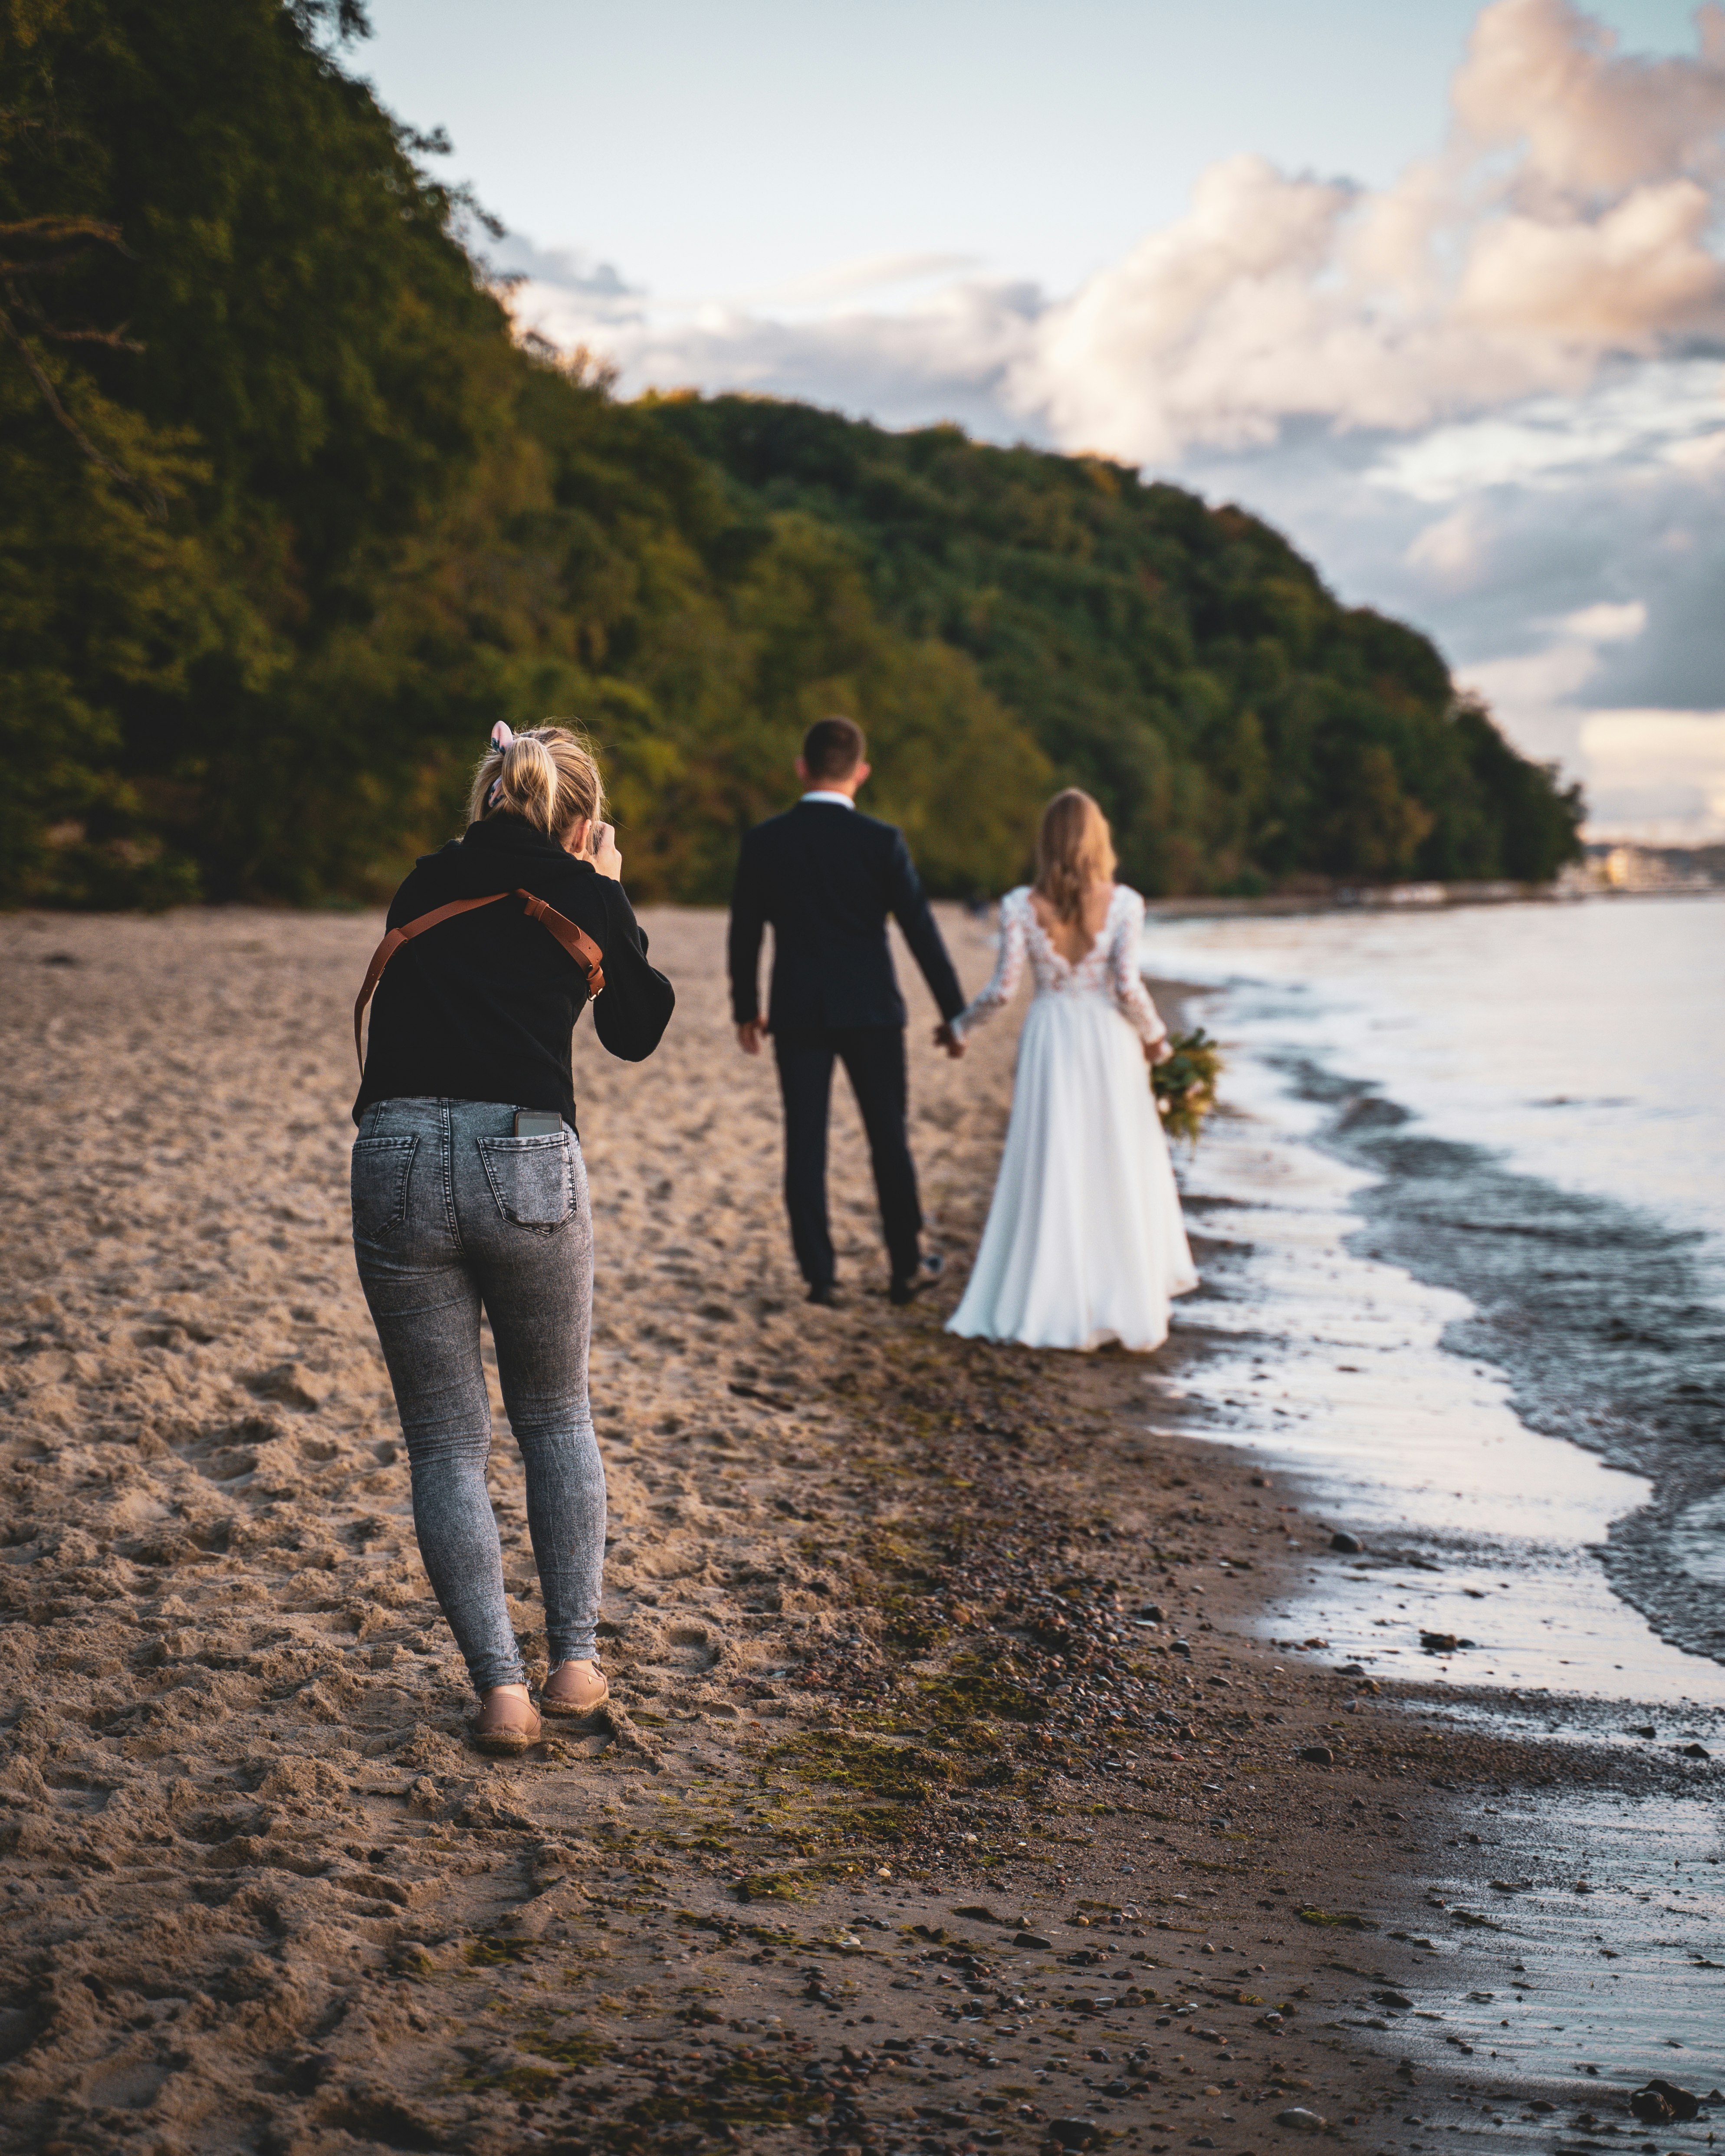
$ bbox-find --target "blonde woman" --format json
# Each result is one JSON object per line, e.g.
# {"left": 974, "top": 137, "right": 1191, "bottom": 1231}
{"left": 352, "top": 724, "right": 674, "bottom": 1753}
{"left": 944, "top": 789, "right": 1197, "bottom": 1351}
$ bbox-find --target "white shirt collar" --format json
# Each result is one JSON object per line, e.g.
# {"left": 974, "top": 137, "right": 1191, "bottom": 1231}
{"left": 800, "top": 790, "right": 855, "bottom": 809}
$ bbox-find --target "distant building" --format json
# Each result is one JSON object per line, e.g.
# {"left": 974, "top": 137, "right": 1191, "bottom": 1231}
{"left": 1590, "top": 844, "right": 1718, "bottom": 893}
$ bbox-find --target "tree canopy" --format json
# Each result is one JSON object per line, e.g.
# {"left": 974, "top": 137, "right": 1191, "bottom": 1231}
{"left": 0, "top": 0, "right": 1583, "bottom": 909}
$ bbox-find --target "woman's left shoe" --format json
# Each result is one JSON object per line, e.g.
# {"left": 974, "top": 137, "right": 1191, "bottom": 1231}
{"left": 539, "top": 1659, "right": 610, "bottom": 1727}
{"left": 471, "top": 1687, "right": 544, "bottom": 1755}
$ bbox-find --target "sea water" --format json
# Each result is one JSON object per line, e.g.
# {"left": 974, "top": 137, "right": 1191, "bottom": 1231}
{"left": 1150, "top": 894, "right": 1725, "bottom": 1246}
{"left": 1133, "top": 893, "right": 1725, "bottom": 2135}
{"left": 1140, "top": 893, "right": 1725, "bottom": 1714}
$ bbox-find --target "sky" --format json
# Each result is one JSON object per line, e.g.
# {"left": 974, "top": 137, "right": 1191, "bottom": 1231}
{"left": 359, "top": 0, "right": 1725, "bottom": 843}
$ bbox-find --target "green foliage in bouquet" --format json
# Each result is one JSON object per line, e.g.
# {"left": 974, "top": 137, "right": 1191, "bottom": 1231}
{"left": 1152, "top": 1029, "right": 1223, "bottom": 1147}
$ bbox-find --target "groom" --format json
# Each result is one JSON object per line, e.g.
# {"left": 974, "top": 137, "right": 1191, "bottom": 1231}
{"left": 729, "top": 715, "right": 966, "bottom": 1306}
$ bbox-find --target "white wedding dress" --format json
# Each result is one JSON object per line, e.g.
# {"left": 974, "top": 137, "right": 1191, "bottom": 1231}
{"left": 946, "top": 885, "right": 1198, "bottom": 1352}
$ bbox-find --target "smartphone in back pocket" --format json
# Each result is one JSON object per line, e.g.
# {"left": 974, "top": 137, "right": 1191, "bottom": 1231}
{"left": 514, "top": 1110, "right": 564, "bottom": 1137}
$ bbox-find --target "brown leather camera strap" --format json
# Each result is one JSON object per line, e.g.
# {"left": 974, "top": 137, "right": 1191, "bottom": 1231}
{"left": 353, "top": 888, "right": 605, "bottom": 1072}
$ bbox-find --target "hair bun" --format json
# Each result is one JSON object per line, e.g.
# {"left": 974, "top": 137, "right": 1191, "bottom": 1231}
{"left": 470, "top": 723, "right": 607, "bottom": 841}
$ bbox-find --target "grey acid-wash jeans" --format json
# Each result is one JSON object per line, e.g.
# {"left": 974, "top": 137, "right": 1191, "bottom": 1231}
{"left": 351, "top": 1097, "right": 605, "bottom": 1694}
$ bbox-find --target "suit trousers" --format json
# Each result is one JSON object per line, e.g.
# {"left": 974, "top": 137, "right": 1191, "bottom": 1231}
{"left": 773, "top": 1025, "right": 922, "bottom": 1287}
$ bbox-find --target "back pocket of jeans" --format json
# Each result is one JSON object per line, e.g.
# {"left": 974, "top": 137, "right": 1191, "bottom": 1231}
{"left": 351, "top": 1134, "right": 418, "bottom": 1240}
{"left": 476, "top": 1132, "right": 575, "bottom": 1231}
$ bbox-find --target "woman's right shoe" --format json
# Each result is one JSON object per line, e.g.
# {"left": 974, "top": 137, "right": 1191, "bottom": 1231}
{"left": 471, "top": 1687, "right": 544, "bottom": 1755}
{"left": 539, "top": 1659, "right": 610, "bottom": 1727}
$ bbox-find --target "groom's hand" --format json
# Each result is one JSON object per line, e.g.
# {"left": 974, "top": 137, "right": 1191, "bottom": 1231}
{"left": 736, "top": 1020, "right": 767, "bottom": 1056}
{"left": 933, "top": 1021, "right": 966, "bottom": 1060}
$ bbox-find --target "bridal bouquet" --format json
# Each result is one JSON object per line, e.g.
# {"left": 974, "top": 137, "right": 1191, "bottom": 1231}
{"left": 1152, "top": 1028, "right": 1223, "bottom": 1146}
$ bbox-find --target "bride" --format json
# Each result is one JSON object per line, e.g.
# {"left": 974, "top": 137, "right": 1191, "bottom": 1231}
{"left": 942, "top": 788, "right": 1199, "bottom": 1352}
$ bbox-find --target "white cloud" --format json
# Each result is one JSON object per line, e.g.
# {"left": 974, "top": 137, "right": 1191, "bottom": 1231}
{"left": 1663, "top": 424, "right": 1725, "bottom": 473}
{"left": 1405, "top": 503, "right": 1491, "bottom": 589}
{"left": 512, "top": 0, "right": 1725, "bottom": 462}
{"left": 1367, "top": 361, "right": 1725, "bottom": 502}
{"left": 1561, "top": 600, "right": 1647, "bottom": 641}
{"left": 490, "top": 236, "right": 640, "bottom": 313}
{"left": 1449, "top": 0, "right": 1725, "bottom": 193}
{"left": 1454, "top": 585, "right": 1653, "bottom": 776}
{"left": 1457, "top": 637, "right": 1607, "bottom": 773}
{"left": 1579, "top": 709, "right": 1725, "bottom": 838}
{"left": 499, "top": 0, "right": 1725, "bottom": 840}
{"left": 1463, "top": 640, "right": 1604, "bottom": 715}
{"left": 1009, "top": 0, "right": 1725, "bottom": 463}
{"left": 757, "top": 253, "right": 983, "bottom": 308}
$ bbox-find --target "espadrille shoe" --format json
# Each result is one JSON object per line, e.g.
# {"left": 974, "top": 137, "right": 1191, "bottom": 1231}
{"left": 471, "top": 1688, "right": 543, "bottom": 1756}
{"left": 539, "top": 1660, "right": 609, "bottom": 1728}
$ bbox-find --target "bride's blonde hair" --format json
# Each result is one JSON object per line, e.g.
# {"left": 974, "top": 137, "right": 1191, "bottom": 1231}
{"left": 1034, "top": 788, "right": 1116, "bottom": 927}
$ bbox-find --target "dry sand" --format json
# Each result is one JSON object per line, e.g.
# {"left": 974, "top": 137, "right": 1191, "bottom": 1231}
{"left": 0, "top": 904, "right": 1705, "bottom": 2156}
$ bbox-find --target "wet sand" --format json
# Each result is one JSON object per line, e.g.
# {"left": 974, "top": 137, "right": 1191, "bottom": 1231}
{"left": 0, "top": 905, "right": 1718, "bottom": 2156}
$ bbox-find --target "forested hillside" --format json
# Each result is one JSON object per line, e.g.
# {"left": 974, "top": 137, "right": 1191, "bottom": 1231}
{"left": 1, "top": 0, "right": 1583, "bottom": 908}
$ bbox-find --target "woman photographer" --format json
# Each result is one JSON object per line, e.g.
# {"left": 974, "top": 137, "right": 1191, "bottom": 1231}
{"left": 352, "top": 724, "right": 674, "bottom": 1754}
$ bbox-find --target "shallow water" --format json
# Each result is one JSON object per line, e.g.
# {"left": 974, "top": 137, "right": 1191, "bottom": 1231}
{"left": 1150, "top": 894, "right": 1725, "bottom": 1244}
{"left": 1154, "top": 1047, "right": 1725, "bottom": 1710}
{"left": 1360, "top": 1787, "right": 1723, "bottom": 2126}
{"left": 1132, "top": 896, "right": 1725, "bottom": 2118}
{"left": 1140, "top": 894, "right": 1725, "bottom": 1706}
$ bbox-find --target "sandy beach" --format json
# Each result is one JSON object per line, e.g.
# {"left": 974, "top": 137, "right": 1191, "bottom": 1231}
{"left": 1, "top": 904, "right": 1718, "bottom": 2156}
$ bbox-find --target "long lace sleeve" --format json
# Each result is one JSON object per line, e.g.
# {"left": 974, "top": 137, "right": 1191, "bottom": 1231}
{"left": 950, "top": 889, "right": 1028, "bottom": 1038}
{"left": 1108, "top": 889, "right": 1170, "bottom": 1052}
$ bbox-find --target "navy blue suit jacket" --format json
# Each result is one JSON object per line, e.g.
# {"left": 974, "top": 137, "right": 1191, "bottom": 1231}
{"left": 727, "top": 801, "right": 965, "bottom": 1033}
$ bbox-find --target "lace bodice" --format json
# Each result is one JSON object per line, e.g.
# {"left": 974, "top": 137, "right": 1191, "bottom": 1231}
{"left": 951, "top": 886, "right": 1169, "bottom": 1050}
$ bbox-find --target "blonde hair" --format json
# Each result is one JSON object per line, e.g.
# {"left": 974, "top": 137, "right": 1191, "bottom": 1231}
{"left": 1034, "top": 788, "right": 1117, "bottom": 927}
{"left": 469, "top": 724, "right": 606, "bottom": 840}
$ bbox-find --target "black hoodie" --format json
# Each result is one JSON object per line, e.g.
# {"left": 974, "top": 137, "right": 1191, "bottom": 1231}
{"left": 352, "top": 815, "right": 675, "bottom": 1135}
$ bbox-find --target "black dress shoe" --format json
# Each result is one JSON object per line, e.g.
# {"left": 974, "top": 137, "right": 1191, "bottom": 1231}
{"left": 888, "top": 1252, "right": 943, "bottom": 1306}
{"left": 806, "top": 1281, "right": 840, "bottom": 1306}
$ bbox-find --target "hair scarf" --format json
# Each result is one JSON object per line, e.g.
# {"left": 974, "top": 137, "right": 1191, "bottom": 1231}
{"left": 485, "top": 721, "right": 515, "bottom": 811}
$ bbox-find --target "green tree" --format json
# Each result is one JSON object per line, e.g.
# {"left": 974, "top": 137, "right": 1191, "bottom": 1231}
{"left": 0, "top": 0, "right": 1583, "bottom": 912}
